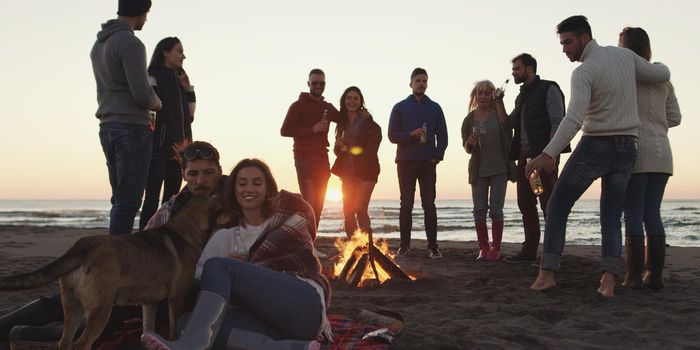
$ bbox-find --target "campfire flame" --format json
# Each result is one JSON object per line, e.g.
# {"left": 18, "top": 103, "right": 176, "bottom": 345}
{"left": 333, "top": 230, "right": 415, "bottom": 286}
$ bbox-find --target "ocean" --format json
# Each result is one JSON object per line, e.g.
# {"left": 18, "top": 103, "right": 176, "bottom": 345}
{"left": 1, "top": 199, "right": 698, "bottom": 247}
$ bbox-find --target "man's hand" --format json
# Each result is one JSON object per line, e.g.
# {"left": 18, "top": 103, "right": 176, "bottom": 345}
{"left": 312, "top": 118, "right": 329, "bottom": 133}
{"left": 152, "top": 97, "right": 163, "bottom": 111}
{"left": 409, "top": 127, "right": 425, "bottom": 140}
{"left": 526, "top": 153, "right": 556, "bottom": 177}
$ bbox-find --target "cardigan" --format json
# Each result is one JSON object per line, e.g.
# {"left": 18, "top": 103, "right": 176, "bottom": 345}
{"left": 633, "top": 81, "right": 681, "bottom": 174}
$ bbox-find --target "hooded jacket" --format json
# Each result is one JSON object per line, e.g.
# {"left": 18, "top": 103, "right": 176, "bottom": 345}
{"left": 90, "top": 19, "right": 159, "bottom": 124}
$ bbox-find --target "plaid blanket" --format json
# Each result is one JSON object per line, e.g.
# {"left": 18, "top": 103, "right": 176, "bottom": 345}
{"left": 248, "top": 190, "right": 331, "bottom": 306}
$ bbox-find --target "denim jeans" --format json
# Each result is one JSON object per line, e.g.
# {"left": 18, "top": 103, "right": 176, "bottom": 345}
{"left": 199, "top": 258, "right": 322, "bottom": 348}
{"left": 139, "top": 158, "right": 183, "bottom": 230}
{"left": 542, "top": 136, "right": 638, "bottom": 276}
{"left": 341, "top": 179, "right": 376, "bottom": 237}
{"left": 294, "top": 156, "right": 330, "bottom": 228}
{"left": 397, "top": 160, "right": 438, "bottom": 249}
{"left": 623, "top": 172, "right": 669, "bottom": 237}
{"left": 98, "top": 123, "right": 152, "bottom": 235}
{"left": 471, "top": 174, "right": 508, "bottom": 223}
{"left": 516, "top": 151, "right": 559, "bottom": 256}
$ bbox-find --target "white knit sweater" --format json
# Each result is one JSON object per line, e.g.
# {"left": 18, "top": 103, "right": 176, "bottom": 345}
{"left": 544, "top": 40, "right": 671, "bottom": 157}
{"left": 633, "top": 81, "right": 681, "bottom": 174}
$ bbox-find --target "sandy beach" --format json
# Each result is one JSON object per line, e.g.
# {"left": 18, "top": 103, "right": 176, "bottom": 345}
{"left": 1, "top": 225, "right": 700, "bottom": 349}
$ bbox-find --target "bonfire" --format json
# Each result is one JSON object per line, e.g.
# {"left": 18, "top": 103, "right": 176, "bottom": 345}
{"left": 333, "top": 230, "right": 414, "bottom": 288}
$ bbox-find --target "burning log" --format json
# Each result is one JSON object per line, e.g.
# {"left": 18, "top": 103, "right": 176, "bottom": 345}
{"left": 334, "top": 230, "right": 413, "bottom": 288}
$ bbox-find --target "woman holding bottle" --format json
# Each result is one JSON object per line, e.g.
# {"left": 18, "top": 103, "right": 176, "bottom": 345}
{"left": 331, "top": 86, "right": 382, "bottom": 238}
{"left": 139, "top": 37, "right": 197, "bottom": 230}
{"left": 619, "top": 27, "right": 682, "bottom": 290}
{"left": 461, "top": 80, "right": 510, "bottom": 261}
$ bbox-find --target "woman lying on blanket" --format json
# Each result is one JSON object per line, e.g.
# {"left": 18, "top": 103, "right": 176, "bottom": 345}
{"left": 142, "top": 158, "right": 331, "bottom": 350}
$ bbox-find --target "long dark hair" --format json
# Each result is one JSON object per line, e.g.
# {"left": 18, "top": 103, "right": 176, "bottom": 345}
{"left": 225, "top": 159, "right": 279, "bottom": 223}
{"left": 620, "top": 27, "right": 652, "bottom": 61}
{"left": 335, "top": 86, "right": 366, "bottom": 139}
{"left": 148, "top": 36, "right": 181, "bottom": 71}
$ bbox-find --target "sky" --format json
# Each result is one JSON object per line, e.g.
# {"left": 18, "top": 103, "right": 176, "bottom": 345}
{"left": 1, "top": 0, "right": 698, "bottom": 200}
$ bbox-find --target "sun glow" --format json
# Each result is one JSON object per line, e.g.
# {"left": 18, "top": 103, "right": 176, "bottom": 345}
{"left": 325, "top": 188, "right": 343, "bottom": 202}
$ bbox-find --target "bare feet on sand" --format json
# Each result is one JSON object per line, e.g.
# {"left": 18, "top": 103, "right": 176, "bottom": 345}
{"left": 596, "top": 272, "right": 616, "bottom": 298}
{"left": 530, "top": 269, "right": 556, "bottom": 291}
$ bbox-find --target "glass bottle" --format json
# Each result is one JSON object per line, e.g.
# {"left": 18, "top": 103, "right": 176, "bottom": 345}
{"left": 527, "top": 158, "right": 544, "bottom": 196}
{"left": 420, "top": 122, "right": 427, "bottom": 144}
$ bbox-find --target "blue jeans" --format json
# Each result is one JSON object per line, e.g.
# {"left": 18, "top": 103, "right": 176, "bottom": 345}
{"left": 294, "top": 156, "right": 330, "bottom": 228}
{"left": 542, "top": 136, "right": 638, "bottom": 276}
{"left": 397, "top": 160, "right": 438, "bottom": 249}
{"left": 98, "top": 123, "right": 152, "bottom": 235}
{"left": 199, "top": 258, "right": 323, "bottom": 348}
{"left": 623, "top": 172, "right": 669, "bottom": 237}
{"left": 471, "top": 174, "right": 508, "bottom": 223}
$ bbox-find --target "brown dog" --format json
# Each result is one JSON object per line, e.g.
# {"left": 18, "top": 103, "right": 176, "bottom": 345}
{"left": 0, "top": 194, "right": 234, "bottom": 350}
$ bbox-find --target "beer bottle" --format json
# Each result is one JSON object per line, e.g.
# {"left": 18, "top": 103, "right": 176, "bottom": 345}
{"left": 527, "top": 158, "right": 544, "bottom": 196}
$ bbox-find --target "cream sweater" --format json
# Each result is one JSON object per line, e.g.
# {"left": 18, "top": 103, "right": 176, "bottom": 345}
{"left": 633, "top": 81, "right": 681, "bottom": 174}
{"left": 544, "top": 40, "right": 671, "bottom": 157}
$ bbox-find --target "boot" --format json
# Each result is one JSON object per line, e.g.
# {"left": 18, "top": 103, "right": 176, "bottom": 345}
{"left": 0, "top": 296, "right": 60, "bottom": 341}
{"left": 8, "top": 320, "right": 78, "bottom": 342}
{"left": 622, "top": 235, "right": 644, "bottom": 289}
{"left": 644, "top": 235, "right": 666, "bottom": 290}
{"left": 475, "top": 222, "right": 490, "bottom": 261}
{"left": 226, "top": 328, "right": 321, "bottom": 350}
{"left": 141, "top": 290, "right": 227, "bottom": 350}
{"left": 486, "top": 220, "right": 503, "bottom": 261}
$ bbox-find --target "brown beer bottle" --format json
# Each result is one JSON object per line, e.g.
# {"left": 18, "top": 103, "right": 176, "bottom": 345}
{"left": 527, "top": 158, "right": 544, "bottom": 196}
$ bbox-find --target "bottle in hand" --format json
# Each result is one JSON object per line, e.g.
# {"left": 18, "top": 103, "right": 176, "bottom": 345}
{"left": 527, "top": 158, "right": 544, "bottom": 196}
{"left": 420, "top": 122, "right": 427, "bottom": 144}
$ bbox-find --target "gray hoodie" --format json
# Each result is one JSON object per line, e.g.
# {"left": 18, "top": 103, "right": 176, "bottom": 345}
{"left": 90, "top": 19, "right": 158, "bottom": 124}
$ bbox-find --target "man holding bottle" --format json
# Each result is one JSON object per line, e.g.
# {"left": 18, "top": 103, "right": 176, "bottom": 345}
{"left": 502, "top": 53, "right": 568, "bottom": 264}
{"left": 281, "top": 69, "right": 339, "bottom": 228}
{"left": 388, "top": 67, "right": 448, "bottom": 259}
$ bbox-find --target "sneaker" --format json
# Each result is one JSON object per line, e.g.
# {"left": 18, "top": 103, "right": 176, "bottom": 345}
{"left": 503, "top": 252, "right": 537, "bottom": 264}
{"left": 396, "top": 247, "right": 410, "bottom": 256}
{"left": 428, "top": 248, "right": 443, "bottom": 259}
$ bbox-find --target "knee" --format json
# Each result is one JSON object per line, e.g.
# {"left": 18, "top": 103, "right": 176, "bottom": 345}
{"left": 201, "top": 257, "right": 235, "bottom": 279}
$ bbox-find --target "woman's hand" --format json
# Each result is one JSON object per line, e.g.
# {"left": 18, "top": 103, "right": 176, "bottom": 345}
{"left": 335, "top": 137, "right": 348, "bottom": 152}
{"left": 177, "top": 70, "right": 193, "bottom": 91}
{"left": 467, "top": 133, "right": 479, "bottom": 146}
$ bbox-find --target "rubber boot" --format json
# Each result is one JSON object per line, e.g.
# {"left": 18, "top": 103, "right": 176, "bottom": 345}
{"left": 8, "top": 320, "right": 81, "bottom": 342}
{"left": 141, "top": 291, "right": 227, "bottom": 350}
{"left": 226, "top": 328, "right": 321, "bottom": 350}
{"left": 644, "top": 235, "right": 666, "bottom": 290}
{"left": 622, "top": 235, "right": 644, "bottom": 289}
{"left": 475, "top": 222, "right": 490, "bottom": 261}
{"left": 487, "top": 220, "right": 503, "bottom": 261}
{"left": 0, "top": 296, "right": 60, "bottom": 341}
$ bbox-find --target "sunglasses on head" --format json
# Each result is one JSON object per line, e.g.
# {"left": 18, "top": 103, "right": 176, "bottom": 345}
{"left": 182, "top": 147, "right": 217, "bottom": 160}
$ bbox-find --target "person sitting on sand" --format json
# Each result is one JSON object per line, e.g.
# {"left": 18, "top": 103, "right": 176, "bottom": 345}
{"left": 0, "top": 141, "right": 226, "bottom": 342}
{"left": 142, "top": 158, "right": 330, "bottom": 350}
{"left": 526, "top": 15, "right": 670, "bottom": 298}
{"left": 461, "top": 80, "right": 511, "bottom": 261}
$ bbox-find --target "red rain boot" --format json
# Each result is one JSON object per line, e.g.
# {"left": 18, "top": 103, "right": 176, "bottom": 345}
{"left": 475, "top": 222, "right": 490, "bottom": 261}
{"left": 487, "top": 220, "right": 503, "bottom": 261}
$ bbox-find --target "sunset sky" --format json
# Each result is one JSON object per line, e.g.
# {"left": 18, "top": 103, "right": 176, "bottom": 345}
{"left": 1, "top": 0, "right": 697, "bottom": 200}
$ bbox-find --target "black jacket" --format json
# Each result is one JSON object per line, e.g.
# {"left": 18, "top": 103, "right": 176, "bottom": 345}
{"left": 331, "top": 116, "right": 382, "bottom": 182}
{"left": 149, "top": 65, "right": 193, "bottom": 159}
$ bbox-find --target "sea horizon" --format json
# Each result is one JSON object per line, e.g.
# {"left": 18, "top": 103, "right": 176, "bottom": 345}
{"left": 1, "top": 198, "right": 698, "bottom": 248}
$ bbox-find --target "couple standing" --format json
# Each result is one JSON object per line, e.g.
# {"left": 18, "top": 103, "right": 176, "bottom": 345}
{"left": 281, "top": 68, "right": 448, "bottom": 259}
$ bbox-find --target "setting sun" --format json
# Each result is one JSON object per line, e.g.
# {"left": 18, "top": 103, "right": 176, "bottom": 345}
{"left": 325, "top": 188, "right": 343, "bottom": 202}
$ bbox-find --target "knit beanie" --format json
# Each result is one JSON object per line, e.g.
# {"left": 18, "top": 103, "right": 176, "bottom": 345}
{"left": 117, "top": 0, "right": 152, "bottom": 17}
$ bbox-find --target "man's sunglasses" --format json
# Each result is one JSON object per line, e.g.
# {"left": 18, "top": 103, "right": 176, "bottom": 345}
{"left": 182, "top": 147, "right": 217, "bottom": 160}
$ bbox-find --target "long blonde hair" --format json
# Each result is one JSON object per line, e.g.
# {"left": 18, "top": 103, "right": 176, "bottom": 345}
{"left": 468, "top": 80, "right": 496, "bottom": 112}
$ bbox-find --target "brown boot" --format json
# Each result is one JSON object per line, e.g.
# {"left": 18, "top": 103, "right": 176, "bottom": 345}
{"left": 644, "top": 235, "right": 665, "bottom": 290}
{"left": 622, "top": 235, "right": 644, "bottom": 289}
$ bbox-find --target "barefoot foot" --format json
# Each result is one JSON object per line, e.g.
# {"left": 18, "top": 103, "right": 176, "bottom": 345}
{"left": 596, "top": 272, "right": 616, "bottom": 299}
{"left": 530, "top": 269, "right": 556, "bottom": 291}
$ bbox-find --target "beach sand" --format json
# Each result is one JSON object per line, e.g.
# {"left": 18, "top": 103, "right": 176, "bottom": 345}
{"left": 1, "top": 225, "right": 700, "bottom": 349}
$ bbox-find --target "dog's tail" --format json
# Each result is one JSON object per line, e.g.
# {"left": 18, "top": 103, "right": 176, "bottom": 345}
{"left": 0, "top": 237, "right": 101, "bottom": 290}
